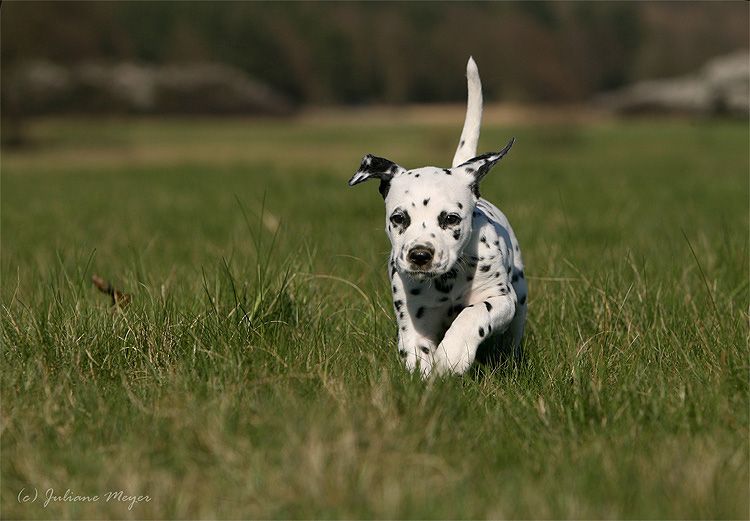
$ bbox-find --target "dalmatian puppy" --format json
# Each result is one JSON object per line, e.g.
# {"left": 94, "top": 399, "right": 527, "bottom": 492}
{"left": 348, "top": 57, "right": 527, "bottom": 377}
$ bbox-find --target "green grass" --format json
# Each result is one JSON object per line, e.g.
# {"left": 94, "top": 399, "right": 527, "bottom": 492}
{"left": 2, "top": 116, "right": 748, "bottom": 519}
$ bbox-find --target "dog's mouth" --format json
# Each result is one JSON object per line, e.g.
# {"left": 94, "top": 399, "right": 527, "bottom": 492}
{"left": 401, "top": 263, "right": 452, "bottom": 281}
{"left": 404, "top": 269, "right": 439, "bottom": 281}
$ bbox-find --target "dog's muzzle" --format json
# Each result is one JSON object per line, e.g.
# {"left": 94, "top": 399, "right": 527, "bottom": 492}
{"left": 407, "top": 245, "right": 434, "bottom": 269}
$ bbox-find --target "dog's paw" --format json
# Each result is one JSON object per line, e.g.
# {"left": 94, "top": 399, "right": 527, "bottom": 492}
{"left": 433, "top": 339, "right": 475, "bottom": 375}
{"left": 400, "top": 345, "right": 434, "bottom": 379}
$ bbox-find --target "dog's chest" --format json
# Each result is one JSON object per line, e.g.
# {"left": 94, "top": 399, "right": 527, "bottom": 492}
{"left": 401, "top": 272, "right": 471, "bottom": 336}
{"left": 404, "top": 267, "right": 467, "bottom": 304}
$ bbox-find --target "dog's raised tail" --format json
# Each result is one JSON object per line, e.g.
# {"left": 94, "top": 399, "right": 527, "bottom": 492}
{"left": 451, "top": 56, "right": 483, "bottom": 167}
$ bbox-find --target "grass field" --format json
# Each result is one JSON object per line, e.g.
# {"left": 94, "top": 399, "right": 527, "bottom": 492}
{"left": 2, "top": 115, "right": 748, "bottom": 519}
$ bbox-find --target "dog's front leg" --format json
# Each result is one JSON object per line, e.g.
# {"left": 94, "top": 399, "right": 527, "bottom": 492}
{"left": 397, "top": 323, "right": 435, "bottom": 378}
{"left": 433, "top": 293, "right": 516, "bottom": 375}
{"left": 393, "top": 302, "right": 437, "bottom": 377}
{"left": 391, "top": 273, "right": 438, "bottom": 378}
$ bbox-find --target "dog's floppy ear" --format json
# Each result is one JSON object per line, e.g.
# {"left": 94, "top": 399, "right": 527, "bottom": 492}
{"left": 348, "top": 154, "right": 406, "bottom": 187}
{"left": 456, "top": 137, "right": 515, "bottom": 184}
{"left": 349, "top": 154, "right": 407, "bottom": 198}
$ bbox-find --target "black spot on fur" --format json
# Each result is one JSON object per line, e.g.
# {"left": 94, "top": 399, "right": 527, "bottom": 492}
{"left": 484, "top": 301, "right": 493, "bottom": 311}
{"left": 465, "top": 167, "right": 475, "bottom": 174}
{"left": 435, "top": 279, "right": 453, "bottom": 293}
{"left": 495, "top": 272, "right": 500, "bottom": 278}
{"left": 410, "top": 288, "right": 421, "bottom": 295}
{"left": 430, "top": 233, "right": 436, "bottom": 238}
{"left": 437, "top": 211, "right": 461, "bottom": 230}
{"left": 460, "top": 139, "right": 465, "bottom": 148}
{"left": 488, "top": 325, "right": 492, "bottom": 334}
{"left": 416, "top": 307, "right": 425, "bottom": 319}
{"left": 443, "top": 169, "right": 451, "bottom": 175}
{"left": 478, "top": 327, "right": 485, "bottom": 338}
{"left": 507, "top": 266, "right": 512, "bottom": 274}
{"left": 415, "top": 173, "right": 420, "bottom": 178}
{"left": 390, "top": 209, "right": 411, "bottom": 233}
{"left": 391, "top": 267, "right": 397, "bottom": 277}
{"left": 471, "top": 182, "right": 480, "bottom": 198}
{"left": 392, "top": 285, "right": 397, "bottom": 293}
{"left": 394, "top": 300, "right": 403, "bottom": 310}
{"left": 399, "top": 349, "right": 408, "bottom": 358}
{"left": 464, "top": 150, "right": 504, "bottom": 165}
{"left": 423, "top": 198, "right": 430, "bottom": 206}
{"left": 453, "top": 230, "right": 461, "bottom": 240}
{"left": 359, "top": 155, "right": 397, "bottom": 175}
{"left": 457, "top": 202, "right": 463, "bottom": 209}
{"left": 401, "top": 326, "right": 406, "bottom": 331}
{"left": 378, "top": 179, "right": 391, "bottom": 198}
{"left": 420, "top": 345, "right": 430, "bottom": 354}
{"left": 399, "top": 312, "right": 405, "bottom": 318}
{"left": 479, "top": 265, "right": 490, "bottom": 272}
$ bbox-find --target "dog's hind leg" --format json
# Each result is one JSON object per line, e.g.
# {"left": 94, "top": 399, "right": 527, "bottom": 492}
{"left": 509, "top": 271, "right": 528, "bottom": 362}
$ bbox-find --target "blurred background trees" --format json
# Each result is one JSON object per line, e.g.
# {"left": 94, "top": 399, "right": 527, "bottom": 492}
{"left": 3, "top": 1, "right": 747, "bottom": 106}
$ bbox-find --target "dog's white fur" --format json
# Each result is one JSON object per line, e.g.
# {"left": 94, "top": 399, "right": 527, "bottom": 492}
{"left": 452, "top": 56, "right": 483, "bottom": 168}
{"left": 349, "top": 57, "right": 527, "bottom": 377}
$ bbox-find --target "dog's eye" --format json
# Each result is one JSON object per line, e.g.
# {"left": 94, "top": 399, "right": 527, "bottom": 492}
{"left": 444, "top": 213, "right": 461, "bottom": 226}
{"left": 390, "top": 213, "right": 406, "bottom": 225}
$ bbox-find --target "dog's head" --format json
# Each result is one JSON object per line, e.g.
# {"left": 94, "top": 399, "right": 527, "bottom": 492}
{"left": 349, "top": 138, "right": 514, "bottom": 280}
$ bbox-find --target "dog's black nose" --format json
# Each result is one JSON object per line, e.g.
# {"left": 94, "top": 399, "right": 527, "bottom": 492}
{"left": 408, "top": 246, "right": 434, "bottom": 267}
